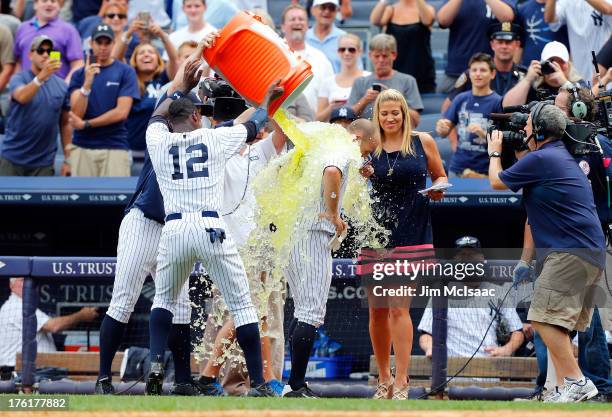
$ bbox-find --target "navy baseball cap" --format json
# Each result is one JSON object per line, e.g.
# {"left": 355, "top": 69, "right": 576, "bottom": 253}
{"left": 330, "top": 106, "right": 357, "bottom": 123}
{"left": 92, "top": 24, "right": 115, "bottom": 41}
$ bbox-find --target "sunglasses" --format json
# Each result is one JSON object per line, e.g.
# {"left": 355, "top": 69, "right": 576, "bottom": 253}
{"left": 338, "top": 47, "right": 357, "bottom": 54}
{"left": 320, "top": 4, "right": 337, "bottom": 11}
{"left": 105, "top": 13, "right": 127, "bottom": 19}
{"left": 34, "top": 47, "right": 52, "bottom": 55}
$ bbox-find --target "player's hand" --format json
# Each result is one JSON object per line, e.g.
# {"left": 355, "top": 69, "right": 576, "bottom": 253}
{"left": 83, "top": 54, "right": 101, "bottom": 89}
{"left": 320, "top": 212, "right": 347, "bottom": 236}
{"left": 435, "top": 119, "right": 453, "bottom": 138}
{"left": 427, "top": 189, "right": 445, "bottom": 201}
{"left": 484, "top": 345, "right": 511, "bottom": 357}
{"left": 468, "top": 123, "right": 486, "bottom": 138}
{"left": 487, "top": 129, "right": 503, "bottom": 154}
{"left": 180, "top": 58, "right": 204, "bottom": 92}
{"left": 199, "top": 31, "right": 220, "bottom": 51}
{"left": 68, "top": 111, "right": 86, "bottom": 130}
{"left": 359, "top": 163, "right": 374, "bottom": 178}
{"left": 38, "top": 58, "right": 62, "bottom": 82}
{"left": 78, "top": 307, "right": 99, "bottom": 321}
{"left": 261, "top": 79, "right": 284, "bottom": 110}
{"left": 525, "top": 60, "right": 541, "bottom": 83}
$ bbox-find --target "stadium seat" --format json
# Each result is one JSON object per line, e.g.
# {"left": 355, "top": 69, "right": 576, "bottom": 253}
{"left": 421, "top": 93, "right": 447, "bottom": 115}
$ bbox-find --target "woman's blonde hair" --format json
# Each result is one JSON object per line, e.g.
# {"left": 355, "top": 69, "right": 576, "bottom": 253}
{"left": 130, "top": 43, "right": 165, "bottom": 96}
{"left": 338, "top": 33, "right": 362, "bottom": 50}
{"left": 373, "top": 89, "right": 414, "bottom": 157}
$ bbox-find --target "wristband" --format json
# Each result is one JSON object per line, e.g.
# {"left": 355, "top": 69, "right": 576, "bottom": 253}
{"left": 33, "top": 76, "right": 43, "bottom": 87}
{"left": 248, "top": 107, "right": 269, "bottom": 132}
{"left": 80, "top": 87, "right": 91, "bottom": 97}
{"left": 171, "top": 91, "right": 185, "bottom": 100}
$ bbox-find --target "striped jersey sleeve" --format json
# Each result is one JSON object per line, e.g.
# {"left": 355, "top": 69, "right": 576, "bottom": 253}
{"left": 146, "top": 119, "right": 170, "bottom": 149}
{"left": 214, "top": 124, "right": 248, "bottom": 160}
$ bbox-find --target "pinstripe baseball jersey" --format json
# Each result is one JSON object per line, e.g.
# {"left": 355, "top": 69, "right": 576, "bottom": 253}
{"left": 301, "top": 155, "right": 351, "bottom": 234}
{"left": 146, "top": 116, "right": 248, "bottom": 215}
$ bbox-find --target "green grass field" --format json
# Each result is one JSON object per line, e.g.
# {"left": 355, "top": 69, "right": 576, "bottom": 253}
{"left": 1, "top": 395, "right": 611, "bottom": 412}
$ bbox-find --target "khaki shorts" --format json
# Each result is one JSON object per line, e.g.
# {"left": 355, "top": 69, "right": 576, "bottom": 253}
{"left": 528, "top": 252, "right": 602, "bottom": 332}
{"left": 67, "top": 144, "right": 130, "bottom": 177}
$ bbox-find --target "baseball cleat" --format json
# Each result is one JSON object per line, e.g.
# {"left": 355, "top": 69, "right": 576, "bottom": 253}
{"left": 193, "top": 377, "right": 226, "bottom": 396}
{"left": 283, "top": 384, "right": 318, "bottom": 398}
{"left": 145, "top": 362, "right": 164, "bottom": 396}
{"left": 247, "top": 381, "right": 280, "bottom": 397}
{"left": 94, "top": 376, "right": 115, "bottom": 395}
{"left": 171, "top": 381, "right": 203, "bottom": 396}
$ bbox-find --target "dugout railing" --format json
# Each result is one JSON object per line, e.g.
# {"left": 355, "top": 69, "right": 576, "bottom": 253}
{"left": 0, "top": 256, "right": 550, "bottom": 398}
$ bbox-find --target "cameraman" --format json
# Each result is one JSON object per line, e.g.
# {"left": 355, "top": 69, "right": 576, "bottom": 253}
{"left": 488, "top": 104, "right": 606, "bottom": 402}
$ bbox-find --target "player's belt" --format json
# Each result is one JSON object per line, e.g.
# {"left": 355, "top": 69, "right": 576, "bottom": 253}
{"left": 165, "top": 211, "right": 219, "bottom": 222}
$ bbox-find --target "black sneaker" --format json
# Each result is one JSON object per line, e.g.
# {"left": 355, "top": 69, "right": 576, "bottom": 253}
{"left": 171, "top": 381, "right": 202, "bottom": 396}
{"left": 248, "top": 381, "right": 279, "bottom": 397}
{"left": 193, "top": 377, "right": 226, "bottom": 396}
{"left": 145, "top": 362, "right": 164, "bottom": 396}
{"left": 94, "top": 377, "right": 114, "bottom": 395}
{"left": 283, "top": 385, "right": 318, "bottom": 398}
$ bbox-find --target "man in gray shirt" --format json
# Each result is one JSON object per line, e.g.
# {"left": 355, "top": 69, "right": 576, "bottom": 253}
{"left": 348, "top": 34, "right": 423, "bottom": 126}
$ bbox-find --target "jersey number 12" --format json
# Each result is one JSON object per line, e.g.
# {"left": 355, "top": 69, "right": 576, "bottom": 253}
{"left": 169, "top": 144, "right": 209, "bottom": 180}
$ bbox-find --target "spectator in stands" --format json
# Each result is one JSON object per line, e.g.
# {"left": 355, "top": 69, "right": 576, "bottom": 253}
{"left": 306, "top": 0, "right": 346, "bottom": 74}
{"left": 78, "top": 0, "right": 129, "bottom": 41}
{"left": 436, "top": 0, "right": 515, "bottom": 93}
{"left": 594, "top": 37, "right": 612, "bottom": 93}
{"left": 280, "top": 3, "right": 334, "bottom": 113}
{"left": 167, "top": 0, "right": 216, "bottom": 58}
{"left": 0, "top": 35, "right": 70, "bottom": 176}
{"left": 361, "top": 89, "right": 446, "bottom": 400}
{"left": 67, "top": 24, "right": 139, "bottom": 177}
{"left": 515, "top": 0, "right": 570, "bottom": 68}
{"left": 0, "top": 277, "right": 99, "bottom": 371}
{"left": 329, "top": 105, "right": 357, "bottom": 128}
{"left": 316, "top": 33, "right": 369, "bottom": 122}
{"left": 72, "top": 0, "right": 102, "bottom": 25}
{"left": 370, "top": 0, "right": 436, "bottom": 94}
{"left": 436, "top": 53, "right": 502, "bottom": 178}
{"left": 440, "top": 22, "right": 526, "bottom": 116}
{"left": 0, "top": 11, "right": 20, "bottom": 36}
{"left": 13, "top": 0, "right": 84, "bottom": 81}
{"left": 0, "top": 23, "right": 15, "bottom": 119}
{"left": 10, "top": 0, "right": 35, "bottom": 21}
{"left": 82, "top": 3, "right": 131, "bottom": 58}
{"left": 348, "top": 34, "right": 423, "bottom": 126}
{"left": 171, "top": 0, "right": 238, "bottom": 31}
{"left": 545, "top": 0, "right": 612, "bottom": 81}
{"left": 503, "top": 41, "right": 584, "bottom": 107}
{"left": 126, "top": 41, "right": 178, "bottom": 151}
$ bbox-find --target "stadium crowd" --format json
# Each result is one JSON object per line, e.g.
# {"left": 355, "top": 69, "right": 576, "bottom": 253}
{"left": 0, "top": 0, "right": 612, "bottom": 404}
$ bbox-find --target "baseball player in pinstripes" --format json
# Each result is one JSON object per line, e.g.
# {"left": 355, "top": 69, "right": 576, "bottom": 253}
{"left": 283, "top": 152, "right": 351, "bottom": 398}
{"left": 144, "top": 35, "right": 283, "bottom": 396}
{"left": 95, "top": 147, "right": 195, "bottom": 396}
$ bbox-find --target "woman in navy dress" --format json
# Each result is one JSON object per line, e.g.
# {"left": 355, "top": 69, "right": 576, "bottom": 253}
{"left": 361, "top": 88, "right": 447, "bottom": 400}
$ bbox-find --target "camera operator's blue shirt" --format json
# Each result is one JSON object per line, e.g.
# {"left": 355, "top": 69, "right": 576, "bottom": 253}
{"left": 499, "top": 140, "right": 606, "bottom": 268}
{"left": 444, "top": 91, "right": 503, "bottom": 175}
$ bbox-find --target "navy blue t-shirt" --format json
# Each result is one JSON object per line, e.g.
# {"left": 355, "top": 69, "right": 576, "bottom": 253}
{"left": 72, "top": 0, "right": 102, "bottom": 24}
{"left": 127, "top": 72, "right": 170, "bottom": 151}
{"left": 440, "top": 0, "right": 517, "bottom": 77}
{"left": 68, "top": 60, "right": 140, "bottom": 150}
{"left": 444, "top": 90, "right": 503, "bottom": 175}
{"left": 2, "top": 71, "right": 69, "bottom": 167}
{"left": 125, "top": 149, "right": 165, "bottom": 224}
{"left": 517, "top": 0, "right": 571, "bottom": 67}
{"left": 499, "top": 141, "right": 606, "bottom": 268}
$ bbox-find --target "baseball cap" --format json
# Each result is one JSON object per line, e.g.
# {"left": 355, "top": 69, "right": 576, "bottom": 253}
{"left": 313, "top": 0, "right": 340, "bottom": 7}
{"left": 330, "top": 106, "right": 357, "bottom": 123}
{"left": 455, "top": 236, "right": 481, "bottom": 249}
{"left": 30, "top": 35, "right": 54, "bottom": 51}
{"left": 541, "top": 41, "right": 569, "bottom": 63}
{"left": 488, "top": 22, "right": 520, "bottom": 41}
{"left": 92, "top": 24, "right": 115, "bottom": 42}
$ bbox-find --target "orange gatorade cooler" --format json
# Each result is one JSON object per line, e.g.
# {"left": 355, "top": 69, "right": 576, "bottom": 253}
{"left": 203, "top": 11, "right": 313, "bottom": 115}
